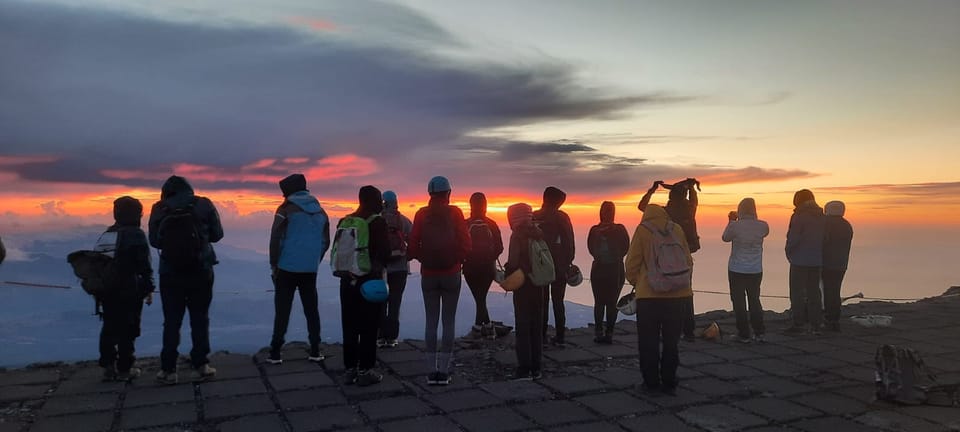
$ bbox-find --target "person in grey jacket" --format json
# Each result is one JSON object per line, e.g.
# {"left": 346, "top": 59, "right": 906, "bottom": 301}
{"left": 379, "top": 190, "right": 413, "bottom": 348}
{"left": 267, "top": 174, "right": 330, "bottom": 364}
{"left": 784, "top": 189, "right": 826, "bottom": 335}
{"left": 721, "top": 198, "right": 769, "bottom": 343}
{"left": 822, "top": 201, "right": 853, "bottom": 332}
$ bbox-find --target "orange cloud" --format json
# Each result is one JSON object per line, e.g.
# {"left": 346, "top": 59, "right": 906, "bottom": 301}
{"left": 288, "top": 16, "right": 338, "bottom": 32}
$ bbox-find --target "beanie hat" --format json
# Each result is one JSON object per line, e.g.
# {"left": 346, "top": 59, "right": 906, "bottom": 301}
{"left": 824, "top": 201, "right": 845, "bottom": 216}
{"left": 383, "top": 190, "right": 398, "bottom": 210}
{"left": 427, "top": 176, "right": 451, "bottom": 194}
{"left": 279, "top": 174, "right": 307, "bottom": 198}
{"left": 113, "top": 196, "right": 143, "bottom": 226}
{"left": 793, "top": 189, "right": 816, "bottom": 207}
{"left": 507, "top": 203, "right": 533, "bottom": 230}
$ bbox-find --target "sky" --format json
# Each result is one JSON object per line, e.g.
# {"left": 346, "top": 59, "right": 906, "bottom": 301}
{"left": 1, "top": 0, "right": 958, "bottom": 249}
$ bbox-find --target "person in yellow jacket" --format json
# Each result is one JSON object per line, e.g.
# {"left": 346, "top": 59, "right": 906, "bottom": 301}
{"left": 625, "top": 204, "right": 694, "bottom": 395}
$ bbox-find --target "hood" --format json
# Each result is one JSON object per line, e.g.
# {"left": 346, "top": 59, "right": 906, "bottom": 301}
{"left": 668, "top": 185, "right": 687, "bottom": 202}
{"left": 286, "top": 190, "right": 322, "bottom": 213}
{"left": 793, "top": 189, "right": 816, "bottom": 208}
{"left": 641, "top": 204, "right": 670, "bottom": 230}
{"left": 279, "top": 174, "right": 307, "bottom": 198}
{"left": 469, "top": 192, "right": 487, "bottom": 219}
{"left": 428, "top": 192, "right": 450, "bottom": 207}
{"left": 737, "top": 198, "right": 758, "bottom": 220}
{"left": 507, "top": 203, "right": 533, "bottom": 231}
{"left": 113, "top": 196, "right": 143, "bottom": 227}
{"left": 356, "top": 185, "right": 383, "bottom": 216}
{"left": 541, "top": 186, "right": 566, "bottom": 210}
{"left": 160, "top": 175, "right": 196, "bottom": 208}
{"left": 825, "top": 201, "right": 845, "bottom": 216}
{"left": 599, "top": 201, "right": 616, "bottom": 224}
{"left": 382, "top": 190, "right": 398, "bottom": 211}
{"left": 795, "top": 199, "right": 823, "bottom": 215}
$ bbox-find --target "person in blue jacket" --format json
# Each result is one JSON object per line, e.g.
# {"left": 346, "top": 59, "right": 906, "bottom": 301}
{"left": 267, "top": 174, "right": 331, "bottom": 364}
{"left": 784, "top": 189, "right": 826, "bottom": 335}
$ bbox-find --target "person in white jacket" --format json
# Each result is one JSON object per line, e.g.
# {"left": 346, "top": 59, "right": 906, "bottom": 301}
{"left": 721, "top": 198, "right": 770, "bottom": 343}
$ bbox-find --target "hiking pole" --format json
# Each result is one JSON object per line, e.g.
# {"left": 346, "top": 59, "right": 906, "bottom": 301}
{"left": 3, "top": 280, "right": 72, "bottom": 289}
{"left": 841, "top": 292, "right": 864, "bottom": 303}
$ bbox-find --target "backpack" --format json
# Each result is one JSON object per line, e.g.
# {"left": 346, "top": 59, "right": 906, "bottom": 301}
{"left": 331, "top": 214, "right": 379, "bottom": 277}
{"left": 158, "top": 201, "right": 205, "bottom": 270}
{"left": 875, "top": 344, "right": 937, "bottom": 405}
{"left": 527, "top": 238, "right": 556, "bottom": 287}
{"left": 665, "top": 200, "right": 700, "bottom": 253}
{"left": 383, "top": 212, "right": 408, "bottom": 258}
{"left": 593, "top": 226, "right": 619, "bottom": 264}
{"left": 467, "top": 218, "right": 496, "bottom": 262}
{"left": 67, "top": 230, "right": 121, "bottom": 298}
{"left": 641, "top": 220, "right": 692, "bottom": 293}
{"left": 418, "top": 206, "right": 458, "bottom": 270}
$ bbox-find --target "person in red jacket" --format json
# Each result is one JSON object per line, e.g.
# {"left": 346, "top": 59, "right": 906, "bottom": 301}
{"left": 408, "top": 176, "right": 471, "bottom": 385}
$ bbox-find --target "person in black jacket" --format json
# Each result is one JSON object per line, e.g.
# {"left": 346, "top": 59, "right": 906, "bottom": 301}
{"left": 463, "top": 192, "right": 504, "bottom": 336}
{"left": 96, "top": 196, "right": 155, "bottom": 381}
{"left": 587, "top": 201, "right": 630, "bottom": 344}
{"left": 148, "top": 176, "right": 224, "bottom": 384}
{"left": 533, "top": 186, "right": 575, "bottom": 346}
{"left": 503, "top": 203, "right": 545, "bottom": 380}
{"left": 337, "top": 185, "right": 390, "bottom": 386}
{"left": 822, "top": 201, "right": 853, "bottom": 332}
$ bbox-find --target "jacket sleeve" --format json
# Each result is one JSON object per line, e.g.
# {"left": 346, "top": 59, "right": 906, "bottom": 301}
{"left": 368, "top": 216, "right": 391, "bottom": 272}
{"left": 616, "top": 224, "right": 631, "bottom": 258}
{"left": 637, "top": 185, "right": 656, "bottom": 211}
{"left": 407, "top": 209, "right": 424, "bottom": 261}
{"left": 587, "top": 226, "right": 597, "bottom": 258}
{"left": 321, "top": 211, "right": 331, "bottom": 261}
{"left": 269, "top": 204, "right": 288, "bottom": 268}
{"left": 452, "top": 207, "right": 472, "bottom": 263}
{"left": 688, "top": 187, "right": 698, "bottom": 218}
{"left": 674, "top": 223, "right": 694, "bottom": 266}
{"left": 489, "top": 218, "right": 504, "bottom": 257}
{"left": 785, "top": 214, "right": 800, "bottom": 258}
{"left": 131, "top": 229, "right": 156, "bottom": 297}
{"left": 761, "top": 221, "right": 770, "bottom": 238}
{"left": 561, "top": 211, "right": 575, "bottom": 263}
{"left": 203, "top": 198, "right": 224, "bottom": 244}
{"left": 147, "top": 202, "right": 164, "bottom": 249}
{"left": 624, "top": 225, "right": 646, "bottom": 286}
{"left": 721, "top": 221, "right": 735, "bottom": 243}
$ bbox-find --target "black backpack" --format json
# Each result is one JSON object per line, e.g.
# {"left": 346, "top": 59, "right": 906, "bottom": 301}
{"left": 419, "top": 206, "right": 457, "bottom": 270}
{"left": 592, "top": 226, "right": 619, "bottom": 264}
{"left": 158, "top": 201, "right": 205, "bottom": 270}
{"left": 467, "top": 218, "right": 496, "bottom": 262}
{"left": 665, "top": 201, "right": 700, "bottom": 253}
{"left": 67, "top": 250, "right": 117, "bottom": 298}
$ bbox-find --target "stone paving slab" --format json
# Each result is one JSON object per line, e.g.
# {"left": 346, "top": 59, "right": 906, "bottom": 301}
{"left": 340, "top": 374, "right": 406, "bottom": 399}
{"left": 267, "top": 370, "right": 335, "bottom": 391}
{"left": 378, "top": 348, "right": 426, "bottom": 363}
{"left": 736, "top": 376, "right": 817, "bottom": 397}
{"left": 479, "top": 380, "right": 553, "bottom": 402}
{"left": 550, "top": 421, "right": 629, "bottom": 432}
{"left": 203, "top": 393, "right": 275, "bottom": 420}
{"left": 358, "top": 395, "right": 435, "bottom": 422}
{"left": 217, "top": 413, "right": 286, "bottom": 432}
{"left": 28, "top": 411, "right": 114, "bottom": 432}
{"left": 740, "top": 357, "right": 808, "bottom": 377}
{"left": 573, "top": 391, "right": 656, "bottom": 417}
{"left": 697, "top": 363, "right": 766, "bottom": 380}
{"left": 896, "top": 405, "right": 960, "bottom": 429}
{"left": 422, "top": 388, "right": 503, "bottom": 412}
{"left": 538, "top": 374, "right": 608, "bottom": 395}
{"left": 681, "top": 377, "right": 752, "bottom": 398}
{"left": 678, "top": 403, "right": 768, "bottom": 432}
{"left": 791, "top": 416, "right": 879, "bottom": 432}
{"left": 678, "top": 351, "right": 725, "bottom": 366}
{"left": 732, "top": 397, "right": 822, "bottom": 422}
{"left": 199, "top": 377, "right": 267, "bottom": 398}
{"left": 451, "top": 406, "right": 535, "bottom": 432}
{"left": 618, "top": 413, "right": 702, "bottom": 432}
{"left": 543, "top": 347, "right": 603, "bottom": 364}
{"left": 53, "top": 371, "right": 125, "bottom": 396}
{"left": 385, "top": 360, "right": 427, "bottom": 377}
{"left": 581, "top": 343, "right": 638, "bottom": 359}
{"left": 287, "top": 406, "right": 364, "bottom": 432}
{"left": 123, "top": 383, "right": 195, "bottom": 407}
{"left": 38, "top": 392, "right": 117, "bottom": 416}
{"left": 276, "top": 388, "right": 347, "bottom": 410}
{"left": 789, "top": 392, "right": 869, "bottom": 416}
{"left": 119, "top": 402, "right": 197, "bottom": 429}
{"left": 261, "top": 359, "right": 324, "bottom": 376}
{"left": 636, "top": 386, "right": 709, "bottom": 408}
{"left": 854, "top": 409, "right": 946, "bottom": 432}
{"left": 514, "top": 400, "right": 599, "bottom": 426}
{"left": 703, "top": 347, "right": 766, "bottom": 362}
{"left": 588, "top": 367, "right": 646, "bottom": 389}
{"left": 0, "top": 385, "right": 49, "bottom": 403}
{"left": 0, "top": 370, "right": 59, "bottom": 387}
{"left": 378, "top": 415, "right": 461, "bottom": 432}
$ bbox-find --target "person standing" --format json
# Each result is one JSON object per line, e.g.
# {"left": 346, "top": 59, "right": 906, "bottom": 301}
{"left": 96, "top": 196, "right": 155, "bottom": 381}
{"left": 533, "top": 186, "right": 575, "bottom": 346}
{"left": 822, "top": 201, "right": 853, "bottom": 332}
{"left": 625, "top": 204, "right": 693, "bottom": 395}
{"left": 149, "top": 176, "right": 224, "bottom": 384}
{"left": 785, "top": 189, "right": 826, "bottom": 335}
{"left": 587, "top": 201, "right": 630, "bottom": 344}
{"left": 334, "top": 186, "right": 390, "bottom": 386}
{"left": 721, "top": 198, "right": 769, "bottom": 343}
{"left": 463, "top": 192, "right": 504, "bottom": 336}
{"left": 503, "top": 203, "right": 546, "bottom": 380}
{"left": 408, "top": 176, "right": 471, "bottom": 385}
{"left": 267, "top": 174, "right": 330, "bottom": 364}
{"left": 379, "top": 190, "right": 413, "bottom": 348}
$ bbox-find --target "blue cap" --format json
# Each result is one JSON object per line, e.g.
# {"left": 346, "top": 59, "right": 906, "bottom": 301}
{"left": 427, "top": 176, "right": 451, "bottom": 194}
{"left": 382, "top": 190, "right": 398, "bottom": 205}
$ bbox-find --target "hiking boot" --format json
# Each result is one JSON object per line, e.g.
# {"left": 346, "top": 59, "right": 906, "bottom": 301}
{"left": 192, "top": 364, "right": 216, "bottom": 382}
{"left": 511, "top": 368, "right": 531, "bottom": 381}
{"left": 485, "top": 323, "right": 497, "bottom": 340}
{"left": 593, "top": 334, "right": 604, "bottom": 343}
{"left": 116, "top": 367, "right": 142, "bottom": 382}
{"left": 102, "top": 367, "right": 118, "bottom": 382}
{"left": 660, "top": 385, "right": 678, "bottom": 396}
{"left": 639, "top": 383, "right": 660, "bottom": 394}
{"left": 550, "top": 336, "right": 565, "bottom": 347}
{"left": 155, "top": 370, "right": 178, "bottom": 385}
{"left": 810, "top": 326, "right": 823, "bottom": 336}
{"left": 308, "top": 348, "right": 325, "bottom": 363}
{"left": 601, "top": 334, "right": 614, "bottom": 344}
{"left": 386, "top": 339, "right": 399, "bottom": 348}
{"left": 436, "top": 372, "right": 451, "bottom": 385}
{"left": 826, "top": 322, "right": 841, "bottom": 332}
{"left": 344, "top": 368, "right": 359, "bottom": 385}
{"left": 531, "top": 370, "right": 542, "bottom": 380}
{"left": 267, "top": 352, "right": 283, "bottom": 365}
{"left": 427, "top": 372, "right": 442, "bottom": 385}
{"left": 376, "top": 338, "right": 388, "bottom": 348}
{"left": 753, "top": 334, "right": 766, "bottom": 344}
{"left": 782, "top": 326, "right": 806, "bottom": 336}
{"left": 737, "top": 335, "right": 752, "bottom": 344}
{"left": 356, "top": 369, "right": 382, "bottom": 387}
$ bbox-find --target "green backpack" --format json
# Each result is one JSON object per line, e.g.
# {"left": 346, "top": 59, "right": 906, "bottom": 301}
{"left": 331, "top": 215, "right": 379, "bottom": 277}
{"left": 527, "top": 238, "right": 555, "bottom": 287}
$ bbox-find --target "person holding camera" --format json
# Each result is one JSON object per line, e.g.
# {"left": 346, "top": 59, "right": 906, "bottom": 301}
{"left": 721, "top": 198, "right": 769, "bottom": 343}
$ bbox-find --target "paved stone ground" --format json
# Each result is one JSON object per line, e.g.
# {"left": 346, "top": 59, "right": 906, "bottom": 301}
{"left": 2, "top": 293, "right": 959, "bottom": 432}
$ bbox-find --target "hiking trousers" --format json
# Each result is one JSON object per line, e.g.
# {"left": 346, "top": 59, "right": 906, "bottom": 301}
{"left": 99, "top": 295, "right": 143, "bottom": 373}
{"left": 340, "top": 278, "right": 381, "bottom": 370}
{"left": 380, "top": 271, "right": 408, "bottom": 341}
{"left": 789, "top": 265, "right": 823, "bottom": 329}
{"left": 542, "top": 279, "right": 567, "bottom": 341}
{"left": 590, "top": 261, "right": 624, "bottom": 333}
{"left": 421, "top": 273, "right": 461, "bottom": 373}
{"left": 822, "top": 268, "right": 847, "bottom": 324}
{"left": 635, "top": 297, "right": 685, "bottom": 390}
{"left": 159, "top": 269, "right": 214, "bottom": 372}
{"left": 464, "top": 262, "right": 496, "bottom": 326}
{"left": 728, "top": 271, "right": 765, "bottom": 338}
{"left": 513, "top": 282, "right": 545, "bottom": 373}
{"left": 270, "top": 270, "right": 321, "bottom": 355}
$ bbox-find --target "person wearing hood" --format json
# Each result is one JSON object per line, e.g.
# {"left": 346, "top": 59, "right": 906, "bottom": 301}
{"left": 149, "top": 175, "right": 224, "bottom": 384}
{"left": 463, "top": 192, "right": 505, "bottom": 336}
{"left": 266, "top": 174, "right": 330, "bottom": 365}
{"left": 587, "top": 201, "right": 630, "bottom": 344}
{"left": 408, "top": 176, "right": 471, "bottom": 385}
{"left": 822, "top": 200, "right": 853, "bottom": 332}
{"left": 721, "top": 198, "right": 770, "bottom": 343}
{"left": 378, "top": 190, "right": 413, "bottom": 348}
{"left": 625, "top": 204, "right": 693, "bottom": 395}
{"left": 503, "top": 203, "right": 546, "bottom": 380}
{"left": 533, "top": 186, "right": 575, "bottom": 346}
{"left": 784, "top": 189, "right": 826, "bottom": 335}
{"left": 336, "top": 186, "right": 391, "bottom": 386}
{"left": 94, "top": 196, "right": 155, "bottom": 381}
